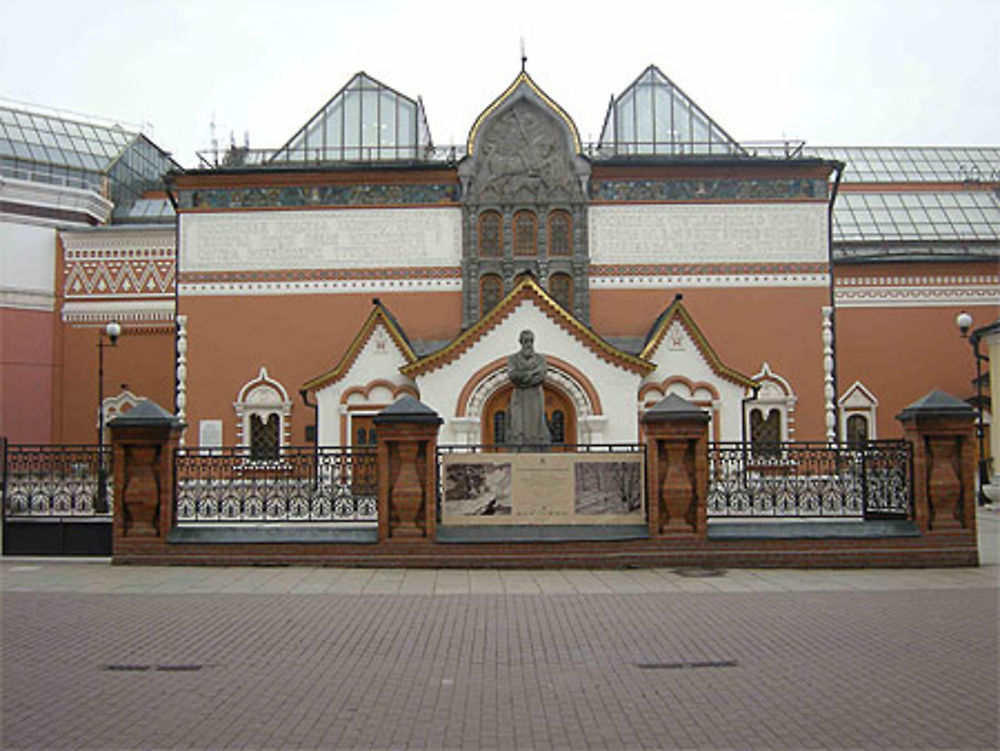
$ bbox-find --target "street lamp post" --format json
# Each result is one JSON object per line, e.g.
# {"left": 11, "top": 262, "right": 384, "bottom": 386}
{"left": 96, "top": 321, "right": 122, "bottom": 514}
{"left": 956, "top": 311, "right": 989, "bottom": 506}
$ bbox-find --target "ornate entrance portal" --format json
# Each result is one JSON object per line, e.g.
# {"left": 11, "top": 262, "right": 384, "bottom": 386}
{"left": 482, "top": 383, "right": 576, "bottom": 446}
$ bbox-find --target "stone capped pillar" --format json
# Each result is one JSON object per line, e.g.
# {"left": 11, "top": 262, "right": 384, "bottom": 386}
{"left": 897, "top": 390, "right": 978, "bottom": 534}
{"left": 109, "top": 400, "right": 185, "bottom": 545}
{"left": 374, "top": 396, "right": 443, "bottom": 542}
{"left": 642, "top": 394, "right": 710, "bottom": 537}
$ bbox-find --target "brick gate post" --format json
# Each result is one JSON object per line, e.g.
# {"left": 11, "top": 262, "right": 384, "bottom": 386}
{"left": 374, "top": 396, "right": 443, "bottom": 542}
{"left": 897, "top": 390, "right": 978, "bottom": 535}
{"left": 109, "top": 400, "right": 184, "bottom": 555}
{"left": 642, "top": 394, "right": 710, "bottom": 537}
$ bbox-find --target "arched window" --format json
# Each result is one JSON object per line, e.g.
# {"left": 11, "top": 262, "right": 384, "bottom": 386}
{"left": 480, "top": 274, "right": 503, "bottom": 317}
{"left": 744, "top": 363, "right": 796, "bottom": 447}
{"left": 250, "top": 414, "right": 280, "bottom": 461}
{"left": 548, "top": 273, "right": 573, "bottom": 311}
{"left": 839, "top": 381, "right": 878, "bottom": 445}
{"left": 234, "top": 367, "right": 292, "bottom": 459}
{"left": 846, "top": 414, "right": 870, "bottom": 449}
{"left": 750, "top": 408, "right": 782, "bottom": 458}
{"left": 478, "top": 211, "right": 502, "bottom": 257}
{"left": 99, "top": 389, "right": 142, "bottom": 445}
{"left": 513, "top": 210, "right": 537, "bottom": 256}
{"left": 547, "top": 210, "right": 572, "bottom": 256}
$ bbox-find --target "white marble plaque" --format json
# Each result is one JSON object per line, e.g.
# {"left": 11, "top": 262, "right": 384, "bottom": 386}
{"left": 199, "top": 419, "right": 223, "bottom": 448}
{"left": 589, "top": 203, "right": 828, "bottom": 264}
{"left": 180, "top": 208, "right": 462, "bottom": 272}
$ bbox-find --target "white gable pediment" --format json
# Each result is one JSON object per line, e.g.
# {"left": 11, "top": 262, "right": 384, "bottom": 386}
{"left": 413, "top": 295, "right": 644, "bottom": 444}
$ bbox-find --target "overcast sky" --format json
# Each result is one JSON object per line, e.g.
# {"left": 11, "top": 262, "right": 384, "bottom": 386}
{"left": 2, "top": 0, "right": 997, "bottom": 167}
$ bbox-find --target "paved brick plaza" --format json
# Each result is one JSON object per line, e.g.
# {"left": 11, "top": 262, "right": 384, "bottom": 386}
{"left": 3, "top": 556, "right": 998, "bottom": 751}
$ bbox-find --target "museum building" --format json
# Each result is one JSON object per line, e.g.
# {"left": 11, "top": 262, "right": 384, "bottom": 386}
{"left": 2, "top": 65, "right": 998, "bottom": 494}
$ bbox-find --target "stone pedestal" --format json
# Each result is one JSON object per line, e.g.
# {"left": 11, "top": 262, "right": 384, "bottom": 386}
{"left": 897, "top": 390, "right": 978, "bottom": 534}
{"left": 374, "top": 396, "right": 443, "bottom": 542}
{"left": 642, "top": 395, "right": 710, "bottom": 537}
{"left": 109, "top": 400, "right": 185, "bottom": 544}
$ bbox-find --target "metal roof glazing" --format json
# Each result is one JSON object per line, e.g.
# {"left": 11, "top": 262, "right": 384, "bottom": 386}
{"left": 597, "top": 66, "right": 744, "bottom": 157}
{"left": 833, "top": 190, "right": 1000, "bottom": 243}
{"left": 0, "top": 104, "right": 177, "bottom": 219}
{"left": 270, "top": 72, "right": 432, "bottom": 164}
{"left": 809, "top": 146, "right": 1000, "bottom": 183}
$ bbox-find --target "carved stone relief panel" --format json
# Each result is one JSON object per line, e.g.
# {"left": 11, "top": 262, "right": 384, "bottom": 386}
{"left": 466, "top": 100, "right": 584, "bottom": 205}
{"left": 460, "top": 91, "right": 592, "bottom": 327}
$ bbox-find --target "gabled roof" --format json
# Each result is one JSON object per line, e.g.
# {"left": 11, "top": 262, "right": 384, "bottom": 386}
{"left": 597, "top": 65, "right": 744, "bottom": 157}
{"left": 466, "top": 70, "right": 582, "bottom": 156}
{"left": 270, "top": 72, "right": 432, "bottom": 164}
{"left": 401, "top": 277, "right": 653, "bottom": 378}
{"left": 640, "top": 295, "right": 756, "bottom": 388}
{"left": 301, "top": 299, "right": 417, "bottom": 393}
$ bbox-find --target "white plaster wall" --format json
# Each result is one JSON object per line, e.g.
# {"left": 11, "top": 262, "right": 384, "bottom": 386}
{"left": 180, "top": 207, "right": 462, "bottom": 272}
{"left": 415, "top": 300, "right": 644, "bottom": 445}
{"left": 314, "top": 323, "right": 415, "bottom": 446}
{"left": 589, "top": 203, "right": 828, "bottom": 265}
{"left": 641, "top": 320, "right": 746, "bottom": 440}
{"left": 0, "top": 222, "right": 56, "bottom": 309}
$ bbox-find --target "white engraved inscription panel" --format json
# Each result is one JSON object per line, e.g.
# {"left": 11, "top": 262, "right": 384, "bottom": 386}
{"left": 589, "top": 204, "right": 827, "bottom": 264}
{"left": 181, "top": 208, "right": 462, "bottom": 271}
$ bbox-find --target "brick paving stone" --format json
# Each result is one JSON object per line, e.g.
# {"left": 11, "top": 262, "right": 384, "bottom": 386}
{"left": 1, "top": 561, "right": 998, "bottom": 750}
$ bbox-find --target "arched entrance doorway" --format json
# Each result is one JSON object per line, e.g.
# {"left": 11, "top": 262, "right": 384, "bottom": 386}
{"left": 481, "top": 383, "right": 576, "bottom": 446}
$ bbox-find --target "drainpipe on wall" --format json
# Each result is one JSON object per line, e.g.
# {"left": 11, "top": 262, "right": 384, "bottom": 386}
{"left": 300, "top": 388, "right": 320, "bottom": 491}
{"left": 300, "top": 389, "right": 319, "bottom": 446}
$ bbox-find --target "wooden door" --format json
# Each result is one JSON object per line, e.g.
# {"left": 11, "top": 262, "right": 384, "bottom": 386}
{"left": 350, "top": 414, "right": 378, "bottom": 492}
{"left": 482, "top": 384, "right": 576, "bottom": 447}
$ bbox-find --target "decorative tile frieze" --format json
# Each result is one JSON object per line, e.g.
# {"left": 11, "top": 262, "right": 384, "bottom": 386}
{"left": 179, "top": 266, "right": 461, "bottom": 284}
{"left": 834, "top": 273, "right": 1000, "bottom": 307}
{"left": 61, "top": 300, "right": 175, "bottom": 323}
{"left": 592, "top": 262, "right": 828, "bottom": 276}
{"left": 178, "top": 265, "right": 461, "bottom": 295}
{"left": 589, "top": 262, "right": 830, "bottom": 289}
{"left": 64, "top": 253, "right": 176, "bottom": 298}
{"left": 590, "top": 177, "right": 826, "bottom": 203}
{"left": 178, "top": 182, "right": 460, "bottom": 211}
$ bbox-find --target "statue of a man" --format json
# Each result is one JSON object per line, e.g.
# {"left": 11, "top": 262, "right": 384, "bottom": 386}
{"left": 506, "top": 330, "right": 551, "bottom": 447}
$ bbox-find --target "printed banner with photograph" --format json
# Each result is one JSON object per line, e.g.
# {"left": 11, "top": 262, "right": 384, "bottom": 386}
{"left": 441, "top": 452, "right": 644, "bottom": 526}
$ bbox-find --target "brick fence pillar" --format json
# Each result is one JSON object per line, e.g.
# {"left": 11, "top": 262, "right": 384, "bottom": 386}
{"left": 642, "top": 394, "right": 710, "bottom": 537}
{"left": 374, "top": 396, "right": 443, "bottom": 542}
{"left": 897, "top": 390, "right": 978, "bottom": 534}
{"left": 109, "top": 400, "right": 184, "bottom": 553}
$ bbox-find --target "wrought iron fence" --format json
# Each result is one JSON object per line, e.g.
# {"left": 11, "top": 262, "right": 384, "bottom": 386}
{"left": 707, "top": 441, "right": 912, "bottom": 518}
{"left": 438, "top": 443, "right": 646, "bottom": 456}
{"left": 174, "top": 446, "right": 378, "bottom": 523}
{"left": 2, "top": 443, "right": 112, "bottom": 518}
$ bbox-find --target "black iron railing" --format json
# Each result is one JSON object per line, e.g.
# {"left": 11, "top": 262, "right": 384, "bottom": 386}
{"left": 707, "top": 441, "right": 912, "bottom": 519}
{"left": 1, "top": 443, "right": 112, "bottom": 518}
{"left": 174, "top": 446, "right": 377, "bottom": 523}
{"left": 438, "top": 443, "right": 645, "bottom": 455}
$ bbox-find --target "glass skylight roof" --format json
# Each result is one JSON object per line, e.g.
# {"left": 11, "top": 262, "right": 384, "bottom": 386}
{"left": 597, "top": 66, "right": 744, "bottom": 157}
{"left": 271, "top": 73, "right": 432, "bottom": 163}
{"left": 833, "top": 190, "right": 1000, "bottom": 243}
{"left": 0, "top": 104, "right": 177, "bottom": 219}
{"left": 809, "top": 146, "right": 1000, "bottom": 183}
